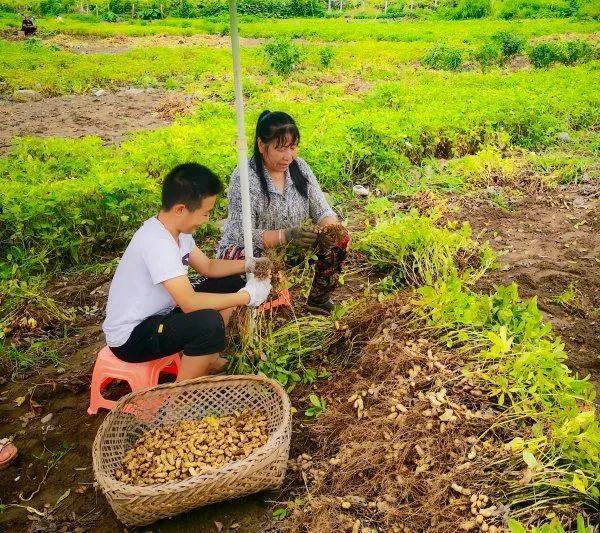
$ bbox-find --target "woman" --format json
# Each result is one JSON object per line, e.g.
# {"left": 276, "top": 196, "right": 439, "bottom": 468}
{"left": 218, "top": 110, "right": 348, "bottom": 315}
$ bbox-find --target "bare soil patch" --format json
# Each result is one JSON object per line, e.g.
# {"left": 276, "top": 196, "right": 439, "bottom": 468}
{"left": 455, "top": 183, "right": 600, "bottom": 394}
{"left": 0, "top": 89, "right": 188, "bottom": 154}
{"left": 47, "top": 33, "right": 264, "bottom": 54}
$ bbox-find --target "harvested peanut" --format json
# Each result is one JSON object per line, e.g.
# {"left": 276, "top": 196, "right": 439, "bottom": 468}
{"left": 115, "top": 410, "right": 269, "bottom": 485}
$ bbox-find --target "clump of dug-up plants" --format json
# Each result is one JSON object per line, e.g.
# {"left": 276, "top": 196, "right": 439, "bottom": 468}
{"left": 314, "top": 223, "right": 349, "bottom": 254}
{"left": 279, "top": 288, "right": 597, "bottom": 532}
{"left": 252, "top": 256, "right": 276, "bottom": 282}
{"left": 357, "top": 210, "right": 495, "bottom": 286}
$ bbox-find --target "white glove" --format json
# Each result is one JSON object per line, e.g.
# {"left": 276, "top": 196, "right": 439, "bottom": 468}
{"left": 239, "top": 277, "right": 272, "bottom": 307}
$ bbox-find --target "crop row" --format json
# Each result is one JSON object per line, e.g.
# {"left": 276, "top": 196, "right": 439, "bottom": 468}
{"left": 1, "top": 12, "right": 598, "bottom": 42}
{"left": 1, "top": 61, "right": 598, "bottom": 280}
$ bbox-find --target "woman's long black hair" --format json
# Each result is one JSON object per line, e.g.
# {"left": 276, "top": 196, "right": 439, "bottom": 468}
{"left": 252, "top": 110, "right": 308, "bottom": 202}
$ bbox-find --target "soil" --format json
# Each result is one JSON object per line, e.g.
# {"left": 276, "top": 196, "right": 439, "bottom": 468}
{"left": 455, "top": 183, "right": 600, "bottom": 395}
{"left": 46, "top": 34, "right": 265, "bottom": 55}
{"left": 0, "top": 343, "right": 275, "bottom": 532}
{"left": 0, "top": 89, "right": 179, "bottom": 154}
{"left": 1, "top": 184, "right": 599, "bottom": 531}
{"left": 0, "top": 270, "right": 277, "bottom": 532}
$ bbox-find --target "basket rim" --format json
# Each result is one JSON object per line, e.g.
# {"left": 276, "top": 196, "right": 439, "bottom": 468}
{"left": 92, "top": 374, "right": 291, "bottom": 495}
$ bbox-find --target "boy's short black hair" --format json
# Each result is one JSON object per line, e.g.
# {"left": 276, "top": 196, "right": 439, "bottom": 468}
{"left": 161, "top": 163, "right": 223, "bottom": 211}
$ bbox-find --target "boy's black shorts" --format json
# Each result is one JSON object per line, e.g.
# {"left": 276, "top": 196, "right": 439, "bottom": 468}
{"left": 111, "top": 275, "right": 244, "bottom": 363}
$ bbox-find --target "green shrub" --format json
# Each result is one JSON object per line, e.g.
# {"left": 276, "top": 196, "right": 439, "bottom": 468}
{"left": 473, "top": 42, "right": 501, "bottom": 71}
{"left": 107, "top": 0, "right": 132, "bottom": 14}
{"left": 491, "top": 30, "right": 525, "bottom": 62}
{"left": 100, "top": 10, "right": 119, "bottom": 21}
{"left": 449, "top": 0, "right": 491, "bottom": 19}
{"left": 421, "top": 43, "right": 463, "bottom": 71}
{"left": 171, "top": 0, "right": 198, "bottom": 17}
{"left": 197, "top": 0, "right": 326, "bottom": 18}
{"left": 525, "top": 39, "right": 593, "bottom": 70}
{"left": 319, "top": 46, "right": 336, "bottom": 68}
{"left": 264, "top": 37, "right": 304, "bottom": 76}
{"left": 528, "top": 42, "right": 558, "bottom": 68}
{"left": 137, "top": 6, "right": 162, "bottom": 19}
{"left": 497, "top": 0, "right": 586, "bottom": 18}
{"left": 39, "top": 0, "right": 75, "bottom": 15}
{"left": 556, "top": 39, "right": 594, "bottom": 65}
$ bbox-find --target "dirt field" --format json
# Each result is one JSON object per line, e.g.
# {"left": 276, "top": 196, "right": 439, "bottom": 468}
{"left": 0, "top": 336, "right": 274, "bottom": 532}
{"left": 457, "top": 183, "right": 600, "bottom": 395}
{"left": 1, "top": 183, "right": 598, "bottom": 531}
{"left": 0, "top": 89, "right": 180, "bottom": 154}
{"left": 46, "top": 33, "right": 264, "bottom": 54}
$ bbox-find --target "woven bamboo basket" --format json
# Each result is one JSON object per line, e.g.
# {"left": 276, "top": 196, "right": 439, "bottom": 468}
{"left": 92, "top": 374, "right": 291, "bottom": 526}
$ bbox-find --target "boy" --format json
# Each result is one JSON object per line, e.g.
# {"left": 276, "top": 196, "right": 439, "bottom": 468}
{"left": 102, "top": 163, "right": 271, "bottom": 381}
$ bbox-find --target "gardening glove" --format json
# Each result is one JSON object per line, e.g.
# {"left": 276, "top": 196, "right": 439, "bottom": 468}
{"left": 239, "top": 277, "right": 272, "bottom": 307}
{"left": 284, "top": 225, "right": 317, "bottom": 248}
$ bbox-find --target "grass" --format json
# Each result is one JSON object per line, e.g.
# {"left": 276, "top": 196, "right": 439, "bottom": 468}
{"left": 2, "top": 13, "right": 598, "bottom": 41}
{"left": 0, "top": 340, "right": 63, "bottom": 376}
{"left": 1, "top": 59, "right": 598, "bottom": 278}
{"left": 0, "top": 38, "right": 235, "bottom": 96}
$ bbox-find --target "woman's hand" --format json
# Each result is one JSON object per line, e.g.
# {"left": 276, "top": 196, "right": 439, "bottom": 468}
{"left": 284, "top": 226, "right": 318, "bottom": 248}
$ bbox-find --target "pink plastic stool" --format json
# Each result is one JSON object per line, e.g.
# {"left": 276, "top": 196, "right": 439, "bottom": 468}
{"left": 87, "top": 346, "right": 180, "bottom": 415}
{"left": 260, "top": 288, "right": 292, "bottom": 312}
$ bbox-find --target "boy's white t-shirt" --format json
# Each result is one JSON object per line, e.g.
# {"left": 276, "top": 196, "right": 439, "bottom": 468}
{"left": 102, "top": 216, "right": 196, "bottom": 347}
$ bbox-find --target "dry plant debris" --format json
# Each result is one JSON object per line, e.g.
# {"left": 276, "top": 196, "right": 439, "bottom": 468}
{"left": 115, "top": 410, "right": 269, "bottom": 485}
{"left": 155, "top": 93, "right": 196, "bottom": 120}
{"left": 253, "top": 257, "right": 275, "bottom": 280}
{"left": 315, "top": 224, "right": 349, "bottom": 253}
{"left": 280, "top": 297, "right": 568, "bottom": 533}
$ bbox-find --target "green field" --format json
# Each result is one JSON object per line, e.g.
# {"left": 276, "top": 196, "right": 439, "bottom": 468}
{"left": 0, "top": 8, "right": 598, "bottom": 532}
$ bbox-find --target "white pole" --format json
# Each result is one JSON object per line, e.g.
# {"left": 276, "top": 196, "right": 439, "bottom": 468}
{"left": 229, "top": 0, "right": 254, "bottom": 275}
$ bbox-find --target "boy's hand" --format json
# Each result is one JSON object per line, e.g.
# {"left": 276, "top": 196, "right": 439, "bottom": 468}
{"left": 239, "top": 277, "right": 272, "bottom": 307}
{"left": 284, "top": 226, "right": 317, "bottom": 248}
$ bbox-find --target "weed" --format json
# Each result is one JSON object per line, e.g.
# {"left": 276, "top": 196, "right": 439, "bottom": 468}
{"left": 304, "top": 394, "right": 327, "bottom": 419}
{"left": 473, "top": 41, "right": 502, "bottom": 71}
{"left": 319, "top": 45, "right": 336, "bottom": 67}
{"left": 556, "top": 39, "right": 594, "bottom": 66}
{"left": 273, "top": 507, "right": 288, "bottom": 520}
{"left": 552, "top": 282, "right": 577, "bottom": 305}
{"left": 363, "top": 196, "right": 394, "bottom": 221}
{"left": 528, "top": 42, "right": 557, "bottom": 68}
{"left": 0, "top": 341, "right": 62, "bottom": 376}
{"left": 491, "top": 30, "right": 525, "bottom": 61}
{"left": 529, "top": 39, "right": 595, "bottom": 69}
{"left": 264, "top": 37, "right": 304, "bottom": 76}
{"left": 448, "top": 0, "right": 492, "bottom": 19}
{"left": 421, "top": 43, "right": 463, "bottom": 71}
